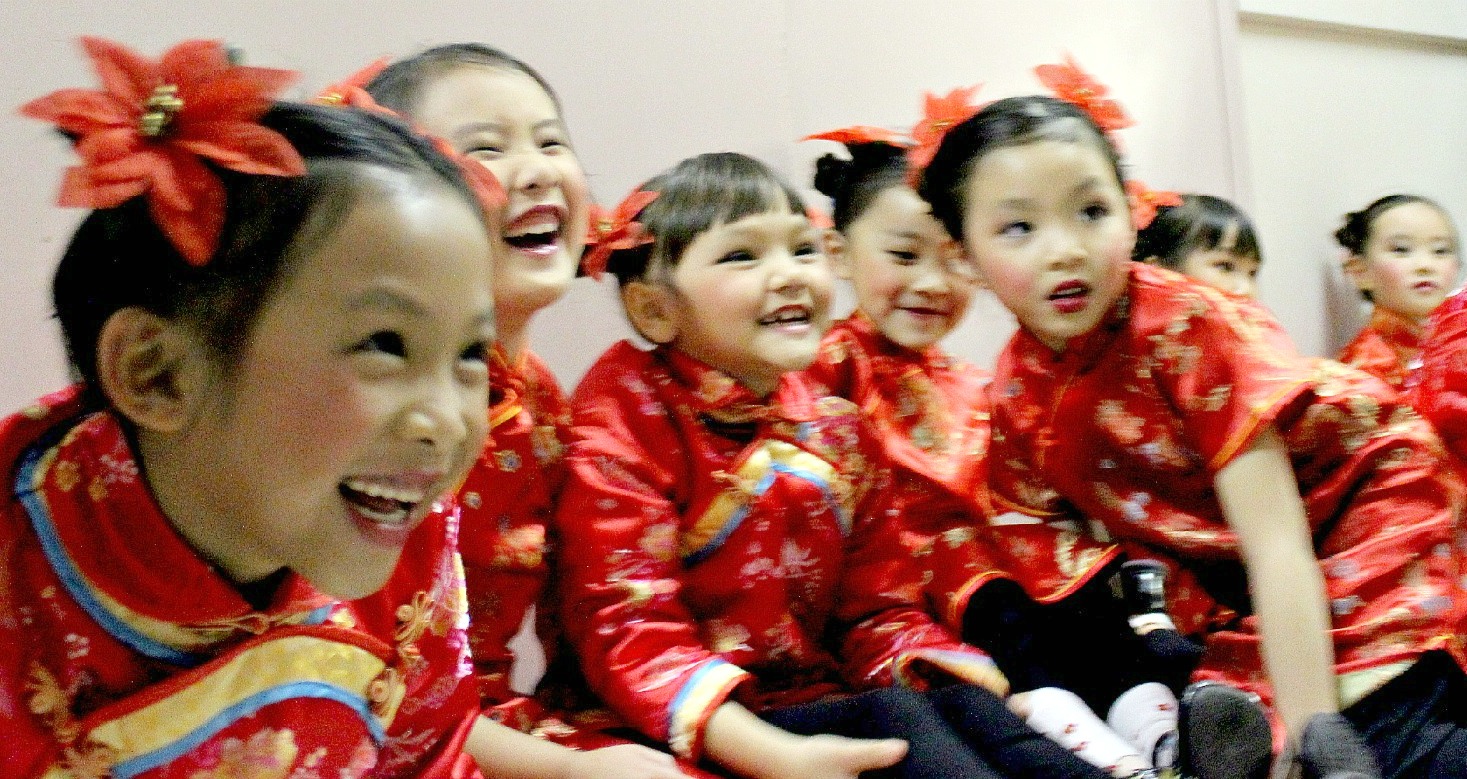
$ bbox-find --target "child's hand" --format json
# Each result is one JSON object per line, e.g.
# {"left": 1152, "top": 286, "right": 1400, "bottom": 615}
{"left": 767, "top": 734, "right": 908, "bottom": 779}
{"left": 559, "top": 744, "right": 689, "bottom": 779}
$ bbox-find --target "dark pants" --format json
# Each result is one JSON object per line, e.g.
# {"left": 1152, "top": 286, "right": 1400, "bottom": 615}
{"left": 762, "top": 685, "right": 1113, "bottom": 779}
{"left": 962, "top": 570, "right": 1201, "bottom": 714}
{"left": 1344, "top": 651, "right": 1467, "bottom": 779}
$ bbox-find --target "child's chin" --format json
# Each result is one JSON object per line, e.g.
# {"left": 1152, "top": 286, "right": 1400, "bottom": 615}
{"left": 303, "top": 558, "right": 399, "bottom": 601}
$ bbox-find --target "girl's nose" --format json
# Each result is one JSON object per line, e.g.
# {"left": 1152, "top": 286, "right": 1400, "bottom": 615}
{"left": 398, "top": 375, "right": 471, "bottom": 450}
{"left": 508, "top": 152, "right": 558, "bottom": 194}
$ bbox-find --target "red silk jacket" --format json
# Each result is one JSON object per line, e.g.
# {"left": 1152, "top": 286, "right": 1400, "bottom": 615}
{"left": 556, "top": 342, "right": 1001, "bottom": 760}
{"left": 808, "top": 313, "right": 1118, "bottom": 630}
{"left": 986, "top": 263, "right": 1465, "bottom": 708}
{"left": 0, "top": 386, "right": 482, "bottom": 779}
{"left": 1338, "top": 307, "right": 1425, "bottom": 391}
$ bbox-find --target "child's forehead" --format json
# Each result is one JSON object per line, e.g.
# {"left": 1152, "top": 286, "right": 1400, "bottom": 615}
{"left": 712, "top": 208, "right": 808, "bottom": 235}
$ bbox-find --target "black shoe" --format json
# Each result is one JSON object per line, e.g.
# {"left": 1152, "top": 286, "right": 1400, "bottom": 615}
{"left": 1297, "top": 713, "right": 1380, "bottom": 779}
{"left": 1177, "top": 682, "right": 1272, "bottom": 779}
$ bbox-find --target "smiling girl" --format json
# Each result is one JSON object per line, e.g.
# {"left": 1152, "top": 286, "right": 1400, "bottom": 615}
{"left": 4, "top": 38, "right": 498, "bottom": 778}
{"left": 556, "top": 151, "right": 1124, "bottom": 779}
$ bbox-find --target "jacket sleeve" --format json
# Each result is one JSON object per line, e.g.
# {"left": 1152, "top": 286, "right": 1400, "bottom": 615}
{"left": 555, "top": 371, "right": 750, "bottom": 761}
{"left": 830, "top": 422, "right": 1009, "bottom": 697}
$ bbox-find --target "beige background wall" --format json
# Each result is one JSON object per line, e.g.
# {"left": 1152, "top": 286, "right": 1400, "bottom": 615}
{"left": 1237, "top": 1, "right": 1467, "bottom": 356}
{"left": 1, "top": 0, "right": 1244, "bottom": 413}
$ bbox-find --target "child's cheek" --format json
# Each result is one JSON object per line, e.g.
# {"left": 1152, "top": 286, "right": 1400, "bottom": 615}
{"left": 982, "top": 260, "right": 1039, "bottom": 306}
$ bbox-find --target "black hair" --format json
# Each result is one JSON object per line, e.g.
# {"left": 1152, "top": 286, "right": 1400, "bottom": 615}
{"left": 603, "top": 152, "right": 808, "bottom": 286}
{"left": 811, "top": 142, "right": 909, "bottom": 232}
{"left": 364, "top": 42, "right": 561, "bottom": 116}
{"left": 1133, "top": 194, "right": 1261, "bottom": 269}
{"left": 1334, "top": 194, "right": 1444, "bottom": 255}
{"left": 52, "top": 103, "right": 485, "bottom": 409}
{"left": 917, "top": 95, "right": 1124, "bottom": 242}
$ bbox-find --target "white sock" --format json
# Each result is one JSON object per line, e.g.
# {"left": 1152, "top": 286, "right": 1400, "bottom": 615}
{"left": 1106, "top": 682, "right": 1180, "bottom": 769}
{"left": 1014, "top": 687, "right": 1147, "bottom": 776}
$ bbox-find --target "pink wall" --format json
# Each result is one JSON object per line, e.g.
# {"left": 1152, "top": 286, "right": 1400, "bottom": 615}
{"left": 0, "top": 1, "right": 1246, "bottom": 412}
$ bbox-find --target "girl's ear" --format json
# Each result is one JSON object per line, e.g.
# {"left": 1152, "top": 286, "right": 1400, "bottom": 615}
{"left": 1342, "top": 254, "right": 1371, "bottom": 293}
{"left": 621, "top": 281, "right": 679, "bottom": 345}
{"left": 823, "top": 230, "right": 853, "bottom": 281}
{"left": 95, "top": 308, "right": 212, "bottom": 433}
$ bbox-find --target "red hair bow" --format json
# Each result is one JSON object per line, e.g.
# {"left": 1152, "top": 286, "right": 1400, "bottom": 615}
{"left": 20, "top": 37, "right": 305, "bottom": 265}
{"left": 802, "top": 126, "right": 907, "bottom": 147}
{"left": 582, "top": 190, "right": 659, "bottom": 280}
{"left": 1126, "top": 180, "right": 1182, "bottom": 230}
{"left": 906, "top": 84, "right": 985, "bottom": 185}
{"left": 1034, "top": 55, "right": 1134, "bottom": 135}
{"left": 315, "top": 57, "right": 392, "bottom": 114}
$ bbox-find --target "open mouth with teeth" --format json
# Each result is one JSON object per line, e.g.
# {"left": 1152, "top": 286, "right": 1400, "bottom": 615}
{"left": 759, "top": 306, "right": 812, "bottom": 327}
{"left": 339, "top": 477, "right": 430, "bottom": 547}
{"left": 1048, "top": 281, "right": 1091, "bottom": 314}
{"left": 504, "top": 206, "right": 564, "bottom": 258}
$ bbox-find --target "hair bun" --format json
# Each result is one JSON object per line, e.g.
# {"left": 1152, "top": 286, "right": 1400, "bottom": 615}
{"left": 1334, "top": 209, "right": 1367, "bottom": 253}
{"left": 812, "top": 152, "right": 852, "bottom": 199}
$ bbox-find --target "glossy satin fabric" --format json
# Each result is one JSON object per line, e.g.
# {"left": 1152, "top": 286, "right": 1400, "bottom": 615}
{"left": 808, "top": 314, "right": 1118, "bottom": 630}
{"left": 556, "top": 342, "right": 999, "bottom": 760}
{"left": 1338, "top": 307, "right": 1425, "bottom": 391}
{"left": 0, "top": 386, "right": 481, "bottom": 779}
{"left": 985, "top": 263, "right": 1465, "bottom": 709}
{"left": 457, "top": 347, "right": 569, "bottom": 732}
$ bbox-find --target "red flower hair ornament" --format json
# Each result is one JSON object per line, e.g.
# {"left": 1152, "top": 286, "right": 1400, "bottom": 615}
{"left": 314, "top": 57, "right": 391, "bottom": 113}
{"left": 1034, "top": 54, "right": 1134, "bottom": 137}
{"left": 906, "top": 84, "right": 985, "bottom": 183}
{"left": 581, "top": 190, "right": 659, "bottom": 280}
{"left": 20, "top": 37, "right": 306, "bottom": 265}
{"left": 1126, "top": 180, "right": 1182, "bottom": 231}
{"left": 802, "top": 126, "right": 908, "bottom": 148}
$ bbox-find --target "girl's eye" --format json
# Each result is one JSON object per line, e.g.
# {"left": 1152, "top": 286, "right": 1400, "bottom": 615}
{"left": 1081, "top": 203, "right": 1110, "bottom": 221}
{"left": 794, "top": 242, "right": 819, "bottom": 258}
{"left": 460, "top": 341, "right": 490, "bottom": 364}
{"left": 1390, "top": 244, "right": 1411, "bottom": 255}
{"left": 539, "top": 137, "right": 569, "bottom": 152}
{"left": 718, "top": 250, "right": 755, "bottom": 264}
{"left": 356, "top": 331, "right": 406, "bottom": 357}
{"left": 890, "top": 250, "right": 919, "bottom": 265}
{"left": 466, "top": 145, "right": 504, "bottom": 159}
{"left": 999, "top": 221, "right": 1032, "bottom": 238}
{"left": 1216, "top": 260, "right": 1236, "bottom": 273}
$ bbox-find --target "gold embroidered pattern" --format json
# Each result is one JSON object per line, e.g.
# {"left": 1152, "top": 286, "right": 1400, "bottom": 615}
{"left": 190, "top": 727, "right": 299, "bottom": 779}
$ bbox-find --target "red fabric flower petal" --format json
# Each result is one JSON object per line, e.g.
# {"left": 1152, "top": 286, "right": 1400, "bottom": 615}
{"left": 80, "top": 36, "right": 157, "bottom": 108}
{"left": 906, "top": 84, "right": 984, "bottom": 184}
{"left": 57, "top": 167, "right": 148, "bottom": 210}
{"left": 803, "top": 126, "right": 907, "bottom": 147}
{"left": 148, "top": 148, "right": 226, "bottom": 265}
{"left": 22, "top": 36, "right": 307, "bottom": 264}
{"left": 18, "top": 89, "right": 132, "bottom": 134}
{"left": 183, "top": 66, "right": 299, "bottom": 123}
{"left": 316, "top": 58, "right": 394, "bottom": 115}
{"left": 582, "top": 190, "right": 660, "bottom": 280}
{"left": 176, "top": 121, "right": 306, "bottom": 176}
{"left": 1126, "top": 180, "right": 1182, "bottom": 231}
{"left": 1034, "top": 55, "right": 1134, "bottom": 134}
{"left": 806, "top": 208, "right": 834, "bottom": 230}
